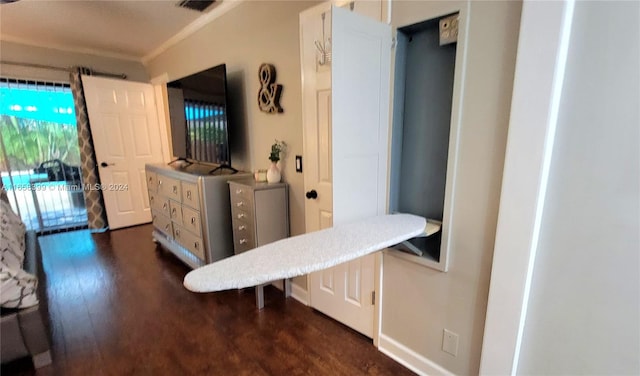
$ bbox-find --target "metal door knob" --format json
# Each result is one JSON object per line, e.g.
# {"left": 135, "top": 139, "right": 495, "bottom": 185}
{"left": 100, "top": 162, "right": 113, "bottom": 167}
{"left": 306, "top": 190, "right": 318, "bottom": 199}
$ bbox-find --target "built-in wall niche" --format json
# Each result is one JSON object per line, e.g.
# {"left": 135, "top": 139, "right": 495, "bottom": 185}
{"left": 388, "top": 13, "right": 463, "bottom": 272}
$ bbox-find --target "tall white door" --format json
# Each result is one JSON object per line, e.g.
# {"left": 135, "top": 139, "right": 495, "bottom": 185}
{"left": 301, "top": 4, "right": 391, "bottom": 338}
{"left": 82, "top": 76, "right": 164, "bottom": 230}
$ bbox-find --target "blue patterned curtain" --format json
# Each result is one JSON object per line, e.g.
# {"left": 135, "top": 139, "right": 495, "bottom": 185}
{"left": 69, "top": 67, "right": 108, "bottom": 230}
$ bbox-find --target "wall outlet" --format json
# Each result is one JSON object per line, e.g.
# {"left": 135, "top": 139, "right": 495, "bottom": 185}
{"left": 442, "top": 329, "right": 459, "bottom": 356}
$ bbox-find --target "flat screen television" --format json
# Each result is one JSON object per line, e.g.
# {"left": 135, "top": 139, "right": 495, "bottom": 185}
{"left": 167, "top": 64, "right": 231, "bottom": 168}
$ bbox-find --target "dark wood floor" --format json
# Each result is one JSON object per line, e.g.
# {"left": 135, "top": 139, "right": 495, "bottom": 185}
{"left": 2, "top": 224, "right": 413, "bottom": 376}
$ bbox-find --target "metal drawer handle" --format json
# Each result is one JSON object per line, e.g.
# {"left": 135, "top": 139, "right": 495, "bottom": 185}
{"left": 187, "top": 191, "right": 192, "bottom": 199}
{"left": 236, "top": 202, "right": 244, "bottom": 207}
{"left": 191, "top": 217, "right": 196, "bottom": 224}
{"left": 172, "top": 186, "right": 178, "bottom": 194}
{"left": 237, "top": 213, "right": 245, "bottom": 219}
{"left": 172, "top": 208, "right": 177, "bottom": 214}
{"left": 164, "top": 224, "right": 170, "bottom": 231}
{"left": 238, "top": 225, "right": 246, "bottom": 231}
{"left": 175, "top": 229, "right": 180, "bottom": 236}
{"left": 158, "top": 180, "right": 163, "bottom": 185}
{"left": 163, "top": 203, "right": 167, "bottom": 210}
{"left": 239, "top": 239, "right": 247, "bottom": 244}
{"left": 236, "top": 189, "right": 243, "bottom": 194}
{"left": 194, "top": 242, "right": 199, "bottom": 249}
{"left": 150, "top": 196, "right": 154, "bottom": 201}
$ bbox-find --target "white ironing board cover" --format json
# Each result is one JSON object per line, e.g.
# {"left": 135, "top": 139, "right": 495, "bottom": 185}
{"left": 184, "top": 214, "right": 426, "bottom": 292}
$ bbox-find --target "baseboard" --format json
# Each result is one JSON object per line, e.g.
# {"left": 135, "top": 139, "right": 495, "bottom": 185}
{"left": 378, "top": 334, "right": 453, "bottom": 376}
{"left": 290, "top": 282, "right": 308, "bottom": 306}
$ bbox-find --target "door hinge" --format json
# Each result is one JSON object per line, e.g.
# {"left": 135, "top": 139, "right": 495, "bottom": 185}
{"left": 371, "top": 291, "right": 376, "bottom": 305}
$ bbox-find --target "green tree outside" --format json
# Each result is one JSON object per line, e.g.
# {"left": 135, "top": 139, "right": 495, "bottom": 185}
{"left": 0, "top": 114, "right": 80, "bottom": 171}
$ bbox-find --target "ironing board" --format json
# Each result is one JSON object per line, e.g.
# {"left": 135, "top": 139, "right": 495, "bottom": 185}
{"left": 184, "top": 213, "right": 427, "bottom": 307}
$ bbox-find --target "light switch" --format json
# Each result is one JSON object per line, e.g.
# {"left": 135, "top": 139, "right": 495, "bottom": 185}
{"left": 295, "top": 155, "right": 303, "bottom": 173}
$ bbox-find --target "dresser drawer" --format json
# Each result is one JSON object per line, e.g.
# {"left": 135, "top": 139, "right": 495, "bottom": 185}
{"left": 150, "top": 192, "right": 170, "bottom": 217}
{"left": 173, "top": 224, "right": 205, "bottom": 261}
{"left": 152, "top": 212, "right": 172, "bottom": 235}
{"left": 181, "top": 181, "right": 200, "bottom": 209}
{"left": 169, "top": 200, "right": 182, "bottom": 225}
{"left": 146, "top": 171, "right": 158, "bottom": 193}
{"left": 158, "top": 175, "right": 181, "bottom": 202}
{"left": 232, "top": 219, "right": 254, "bottom": 238}
{"left": 231, "top": 207, "right": 253, "bottom": 223}
{"left": 230, "top": 183, "right": 252, "bottom": 202}
{"left": 230, "top": 194, "right": 253, "bottom": 213}
{"left": 233, "top": 229, "right": 255, "bottom": 254}
{"left": 181, "top": 206, "right": 201, "bottom": 236}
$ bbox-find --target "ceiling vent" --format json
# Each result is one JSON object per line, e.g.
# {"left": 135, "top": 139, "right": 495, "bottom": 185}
{"left": 176, "top": 0, "right": 217, "bottom": 12}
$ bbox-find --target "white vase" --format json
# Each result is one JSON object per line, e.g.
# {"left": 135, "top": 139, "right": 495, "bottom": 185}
{"left": 266, "top": 162, "right": 281, "bottom": 183}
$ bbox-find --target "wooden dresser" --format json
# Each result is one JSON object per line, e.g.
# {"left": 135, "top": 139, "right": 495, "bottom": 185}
{"left": 145, "top": 163, "right": 251, "bottom": 268}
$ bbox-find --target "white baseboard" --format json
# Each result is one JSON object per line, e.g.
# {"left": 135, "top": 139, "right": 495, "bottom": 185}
{"left": 378, "top": 334, "right": 453, "bottom": 376}
{"left": 290, "top": 283, "right": 308, "bottom": 306}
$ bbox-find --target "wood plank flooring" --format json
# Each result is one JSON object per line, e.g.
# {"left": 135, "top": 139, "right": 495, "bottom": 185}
{"left": 2, "top": 224, "right": 414, "bottom": 376}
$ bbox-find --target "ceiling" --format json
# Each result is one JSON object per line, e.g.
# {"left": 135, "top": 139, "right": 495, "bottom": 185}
{"left": 0, "top": 0, "right": 237, "bottom": 62}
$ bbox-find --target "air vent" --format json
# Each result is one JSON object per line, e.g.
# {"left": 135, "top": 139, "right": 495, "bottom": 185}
{"left": 177, "top": 0, "right": 217, "bottom": 12}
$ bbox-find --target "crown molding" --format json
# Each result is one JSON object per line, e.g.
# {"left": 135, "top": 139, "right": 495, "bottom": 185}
{"left": 141, "top": 0, "right": 244, "bottom": 66}
{"left": 0, "top": 34, "right": 142, "bottom": 62}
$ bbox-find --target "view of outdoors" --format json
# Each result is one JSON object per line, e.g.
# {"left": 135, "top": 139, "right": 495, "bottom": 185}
{"left": 0, "top": 79, "right": 88, "bottom": 232}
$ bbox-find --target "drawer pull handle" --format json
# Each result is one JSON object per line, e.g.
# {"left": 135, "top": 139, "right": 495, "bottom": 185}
{"left": 163, "top": 203, "right": 167, "bottom": 210}
{"left": 194, "top": 242, "right": 199, "bottom": 249}
{"left": 172, "top": 208, "right": 176, "bottom": 214}
{"left": 150, "top": 196, "right": 154, "bottom": 201}
{"left": 149, "top": 177, "right": 153, "bottom": 182}
{"left": 158, "top": 180, "right": 163, "bottom": 185}
{"left": 237, "top": 213, "right": 245, "bottom": 219}
{"left": 176, "top": 229, "right": 180, "bottom": 236}
{"left": 191, "top": 217, "right": 196, "bottom": 224}
{"left": 172, "top": 186, "right": 178, "bottom": 194}
{"left": 236, "top": 202, "right": 244, "bottom": 207}
{"left": 239, "top": 239, "right": 247, "bottom": 244}
{"left": 187, "top": 191, "right": 192, "bottom": 199}
{"left": 236, "top": 189, "right": 243, "bottom": 194}
{"left": 238, "top": 225, "right": 246, "bottom": 231}
{"left": 164, "top": 224, "right": 170, "bottom": 231}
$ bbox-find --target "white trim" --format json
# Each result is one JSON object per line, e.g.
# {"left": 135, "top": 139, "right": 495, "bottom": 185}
{"left": 290, "top": 282, "right": 308, "bottom": 306}
{"left": 378, "top": 334, "right": 453, "bottom": 376}
{"left": 141, "top": 0, "right": 244, "bottom": 65}
{"left": 0, "top": 34, "right": 141, "bottom": 62}
{"left": 479, "top": 1, "right": 575, "bottom": 374}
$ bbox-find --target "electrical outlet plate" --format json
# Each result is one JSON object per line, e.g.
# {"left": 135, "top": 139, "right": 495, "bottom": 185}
{"left": 442, "top": 329, "right": 459, "bottom": 356}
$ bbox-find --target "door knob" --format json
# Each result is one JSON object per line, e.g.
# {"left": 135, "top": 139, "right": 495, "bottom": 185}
{"left": 306, "top": 190, "right": 318, "bottom": 199}
{"left": 100, "top": 162, "right": 113, "bottom": 167}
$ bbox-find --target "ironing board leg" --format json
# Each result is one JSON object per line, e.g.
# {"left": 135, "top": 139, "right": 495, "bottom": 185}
{"left": 256, "top": 284, "right": 265, "bottom": 309}
{"left": 284, "top": 278, "right": 292, "bottom": 297}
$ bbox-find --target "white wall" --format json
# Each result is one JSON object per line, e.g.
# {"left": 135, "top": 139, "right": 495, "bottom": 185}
{"left": 145, "top": 1, "right": 320, "bottom": 290}
{"left": 380, "top": 1, "right": 522, "bottom": 374}
{"left": 0, "top": 41, "right": 149, "bottom": 82}
{"left": 516, "top": 1, "right": 640, "bottom": 373}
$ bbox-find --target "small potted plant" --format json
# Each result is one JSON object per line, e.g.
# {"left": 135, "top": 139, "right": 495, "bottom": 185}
{"left": 267, "top": 140, "right": 286, "bottom": 183}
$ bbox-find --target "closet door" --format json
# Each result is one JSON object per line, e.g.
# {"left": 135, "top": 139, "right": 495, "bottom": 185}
{"left": 302, "top": 4, "right": 391, "bottom": 338}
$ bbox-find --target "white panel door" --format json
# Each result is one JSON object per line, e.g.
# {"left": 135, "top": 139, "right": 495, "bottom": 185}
{"left": 301, "top": 4, "right": 391, "bottom": 338}
{"left": 83, "top": 76, "right": 164, "bottom": 230}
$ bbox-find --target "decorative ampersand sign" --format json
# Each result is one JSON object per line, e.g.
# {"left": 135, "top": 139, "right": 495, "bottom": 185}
{"left": 257, "top": 63, "right": 283, "bottom": 113}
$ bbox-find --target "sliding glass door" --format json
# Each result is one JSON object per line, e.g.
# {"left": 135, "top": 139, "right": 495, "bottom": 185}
{"left": 0, "top": 78, "right": 88, "bottom": 233}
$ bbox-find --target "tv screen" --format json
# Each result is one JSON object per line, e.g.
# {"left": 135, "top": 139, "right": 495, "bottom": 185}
{"left": 167, "top": 64, "right": 230, "bottom": 166}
